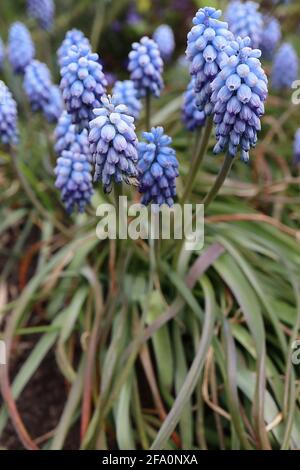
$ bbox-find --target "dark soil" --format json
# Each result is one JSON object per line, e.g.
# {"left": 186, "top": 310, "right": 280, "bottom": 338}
{"left": 0, "top": 342, "right": 80, "bottom": 450}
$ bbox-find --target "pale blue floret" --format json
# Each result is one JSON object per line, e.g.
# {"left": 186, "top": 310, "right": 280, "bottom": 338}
{"left": 271, "top": 43, "right": 299, "bottom": 90}
{"left": 112, "top": 80, "right": 142, "bottom": 120}
{"left": 60, "top": 44, "right": 107, "bottom": 128}
{"left": 128, "top": 36, "right": 164, "bottom": 98}
{"left": 89, "top": 95, "right": 139, "bottom": 193}
{"left": 260, "top": 16, "right": 281, "bottom": 60}
{"left": 54, "top": 145, "right": 93, "bottom": 214}
{"left": 225, "top": 1, "right": 263, "bottom": 49}
{"left": 182, "top": 78, "right": 206, "bottom": 131}
{"left": 8, "top": 22, "right": 35, "bottom": 74}
{"left": 57, "top": 29, "right": 91, "bottom": 68}
{"left": 186, "top": 7, "right": 233, "bottom": 117}
{"left": 27, "top": 0, "right": 55, "bottom": 31}
{"left": 153, "top": 24, "right": 175, "bottom": 61}
{"left": 211, "top": 36, "right": 268, "bottom": 162}
{"left": 138, "top": 127, "right": 179, "bottom": 206}
{"left": 0, "top": 80, "right": 19, "bottom": 145}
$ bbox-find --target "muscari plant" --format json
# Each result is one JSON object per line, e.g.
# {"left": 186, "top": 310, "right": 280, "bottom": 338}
{"left": 1, "top": 1, "right": 300, "bottom": 453}
{"left": 153, "top": 24, "right": 175, "bottom": 62}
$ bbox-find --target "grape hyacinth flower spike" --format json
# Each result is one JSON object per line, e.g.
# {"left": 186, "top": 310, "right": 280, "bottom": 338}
{"left": 89, "top": 95, "right": 139, "bottom": 193}
{"left": 138, "top": 127, "right": 179, "bottom": 207}
{"left": 0, "top": 81, "right": 19, "bottom": 146}
{"left": 225, "top": 1, "right": 263, "bottom": 49}
{"left": 211, "top": 36, "right": 268, "bottom": 163}
{"left": 57, "top": 29, "right": 91, "bottom": 68}
{"left": 271, "top": 43, "right": 299, "bottom": 91}
{"left": 153, "top": 25, "right": 175, "bottom": 62}
{"left": 27, "top": 0, "right": 55, "bottom": 31}
{"left": 54, "top": 144, "right": 94, "bottom": 214}
{"left": 8, "top": 22, "right": 35, "bottom": 74}
{"left": 60, "top": 44, "right": 107, "bottom": 129}
{"left": 112, "top": 80, "right": 142, "bottom": 120}
{"left": 293, "top": 129, "right": 300, "bottom": 166}
{"left": 54, "top": 111, "right": 90, "bottom": 157}
{"left": 186, "top": 7, "right": 233, "bottom": 116}
{"left": 182, "top": 78, "right": 206, "bottom": 131}
{"left": 24, "top": 60, "right": 53, "bottom": 113}
{"left": 128, "top": 36, "right": 164, "bottom": 99}
{"left": 260, "top": 16, "right": 281, "bottom": 60}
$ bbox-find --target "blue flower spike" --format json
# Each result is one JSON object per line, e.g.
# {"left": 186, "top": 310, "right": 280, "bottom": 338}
{"left": 153, "top": 25, "right": 175, "bottom": 62}
{"left": 8, "top": 22, "right": 35, "bottom": 74}
{"left": 128, "top": 36, "right": 164, "bottom": 98}
{"left": 138, "top": 127, "right": 179, "bottom": 207}
{"left": 271, "top": 43, "right": 299, "bottom": 91}
{"left": 89, "top": 95, "right": 139, "bottom": 193}
{"left": 54, "top": 144, "right": 94, "bottom": 214}
{"left": 225, "top": 1, "right": 263, "bottom": 49}
{"left": 186, "top": 7, "right": 233, "bottom": 117}
{"left": 27, "top": 0, "right": 55, "bottom": 31}
{"left": 0, "top": 81, "right": 19, "bottom": 146}
{"left": 211, "top": 36, "right": 268, "bottom": 163}
{"left": 57, "top": 29, "right": 91, "bottom": 68}
{"left": 60, "top": 44, "right": 107, "bottom": 128}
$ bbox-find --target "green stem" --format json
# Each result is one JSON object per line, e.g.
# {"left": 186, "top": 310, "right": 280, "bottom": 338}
{"left": 145, "top": 92, "right": 151, "bottom": 130}
{"left": 181, "top": 117, "right": 213, "bottom": 204}
{"left": 202, "top": 153, "right": 235, "bottom": 209}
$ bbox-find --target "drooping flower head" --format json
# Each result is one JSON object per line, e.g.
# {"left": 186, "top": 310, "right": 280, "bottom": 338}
{"left": 0, "top": 81, "right": 19, "bottom": 146}
{"left": 186, "top": 7, "right": 233, "bottom": 116}
{"left": 27, "top": 0, "right": 55, "bottom": 31}
{"left": 225, "top": 1, "right": 263, "bottom": 49}
{"left": 43, "top": 85, "right": 64, "bottom": 123}
{"left": 57, "top": 29, "right": 91, "bottom": 68}
{"left": 271, "top": 43, "right": 299, "bottom": 91}
{"left": 89, "top": 95, "right": 139, "bottom": 193}
{"left": 60, "top": 44, "right": 107, "bottom": 129}
{"left": 54, "top": 145, "right": 93, "bottom": 214}
{"left": 24, "top": 60, "right": 53, "bottom": 112}
{"left": 182, "top": 78, "right": 206, "bottom": 131}
{"left": 54, "top": 111, "right": 90, "bottom": 157}
{"left": 138, "top": 127, "right": 179, "bottom": 207}
{"left": 128, "top": 36, "right": 164, "bottom": 98}
{"left": 153, "top": 25, "right": 175, "bottom": 61}
{"left": 260, "top": 16, "right": 281, "bottom": 60}
{"left": 0, "top": 36, "right": 4, "bottom": 70}
{"left": 8, "top": 22, "right": 35, "bottom": 74}
{"left": 112, "top": 80, "right": 142, "bottom": 120}
{"left": 293, "top": 129, "right": 300, "bottom": 166}
{"left": 211, "top": 36, "right": 268, "bottom": 162}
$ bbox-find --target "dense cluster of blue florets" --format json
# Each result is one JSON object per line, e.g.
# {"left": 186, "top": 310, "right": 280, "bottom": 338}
{"left": 211, "top": 36, "right": 268, "bottom": 162}
{"left": 0, "top": 81, "right": 19, "bottom": 145}
{"left": 186, "top": 7, "right": 233, "bottom": 116}
{"left": 8, "top": 22, "right": 35, "bottom": 74}
{"left": 60, "top": 44, "right": 107, "bottom": 128}
{"left": 89, "top": 95, "right": 139, "bottom": 193}
{"left": 27, "top": 0, "right": 55, "bottom": 31}
{"left": 128, "top": 36, "right": 164, "bottom": 98}
{"left": 271, "top": 43, "right": 299, "bottom": 90}
{"left": 138, "top": 127, "right": 179, "bottom": 206}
